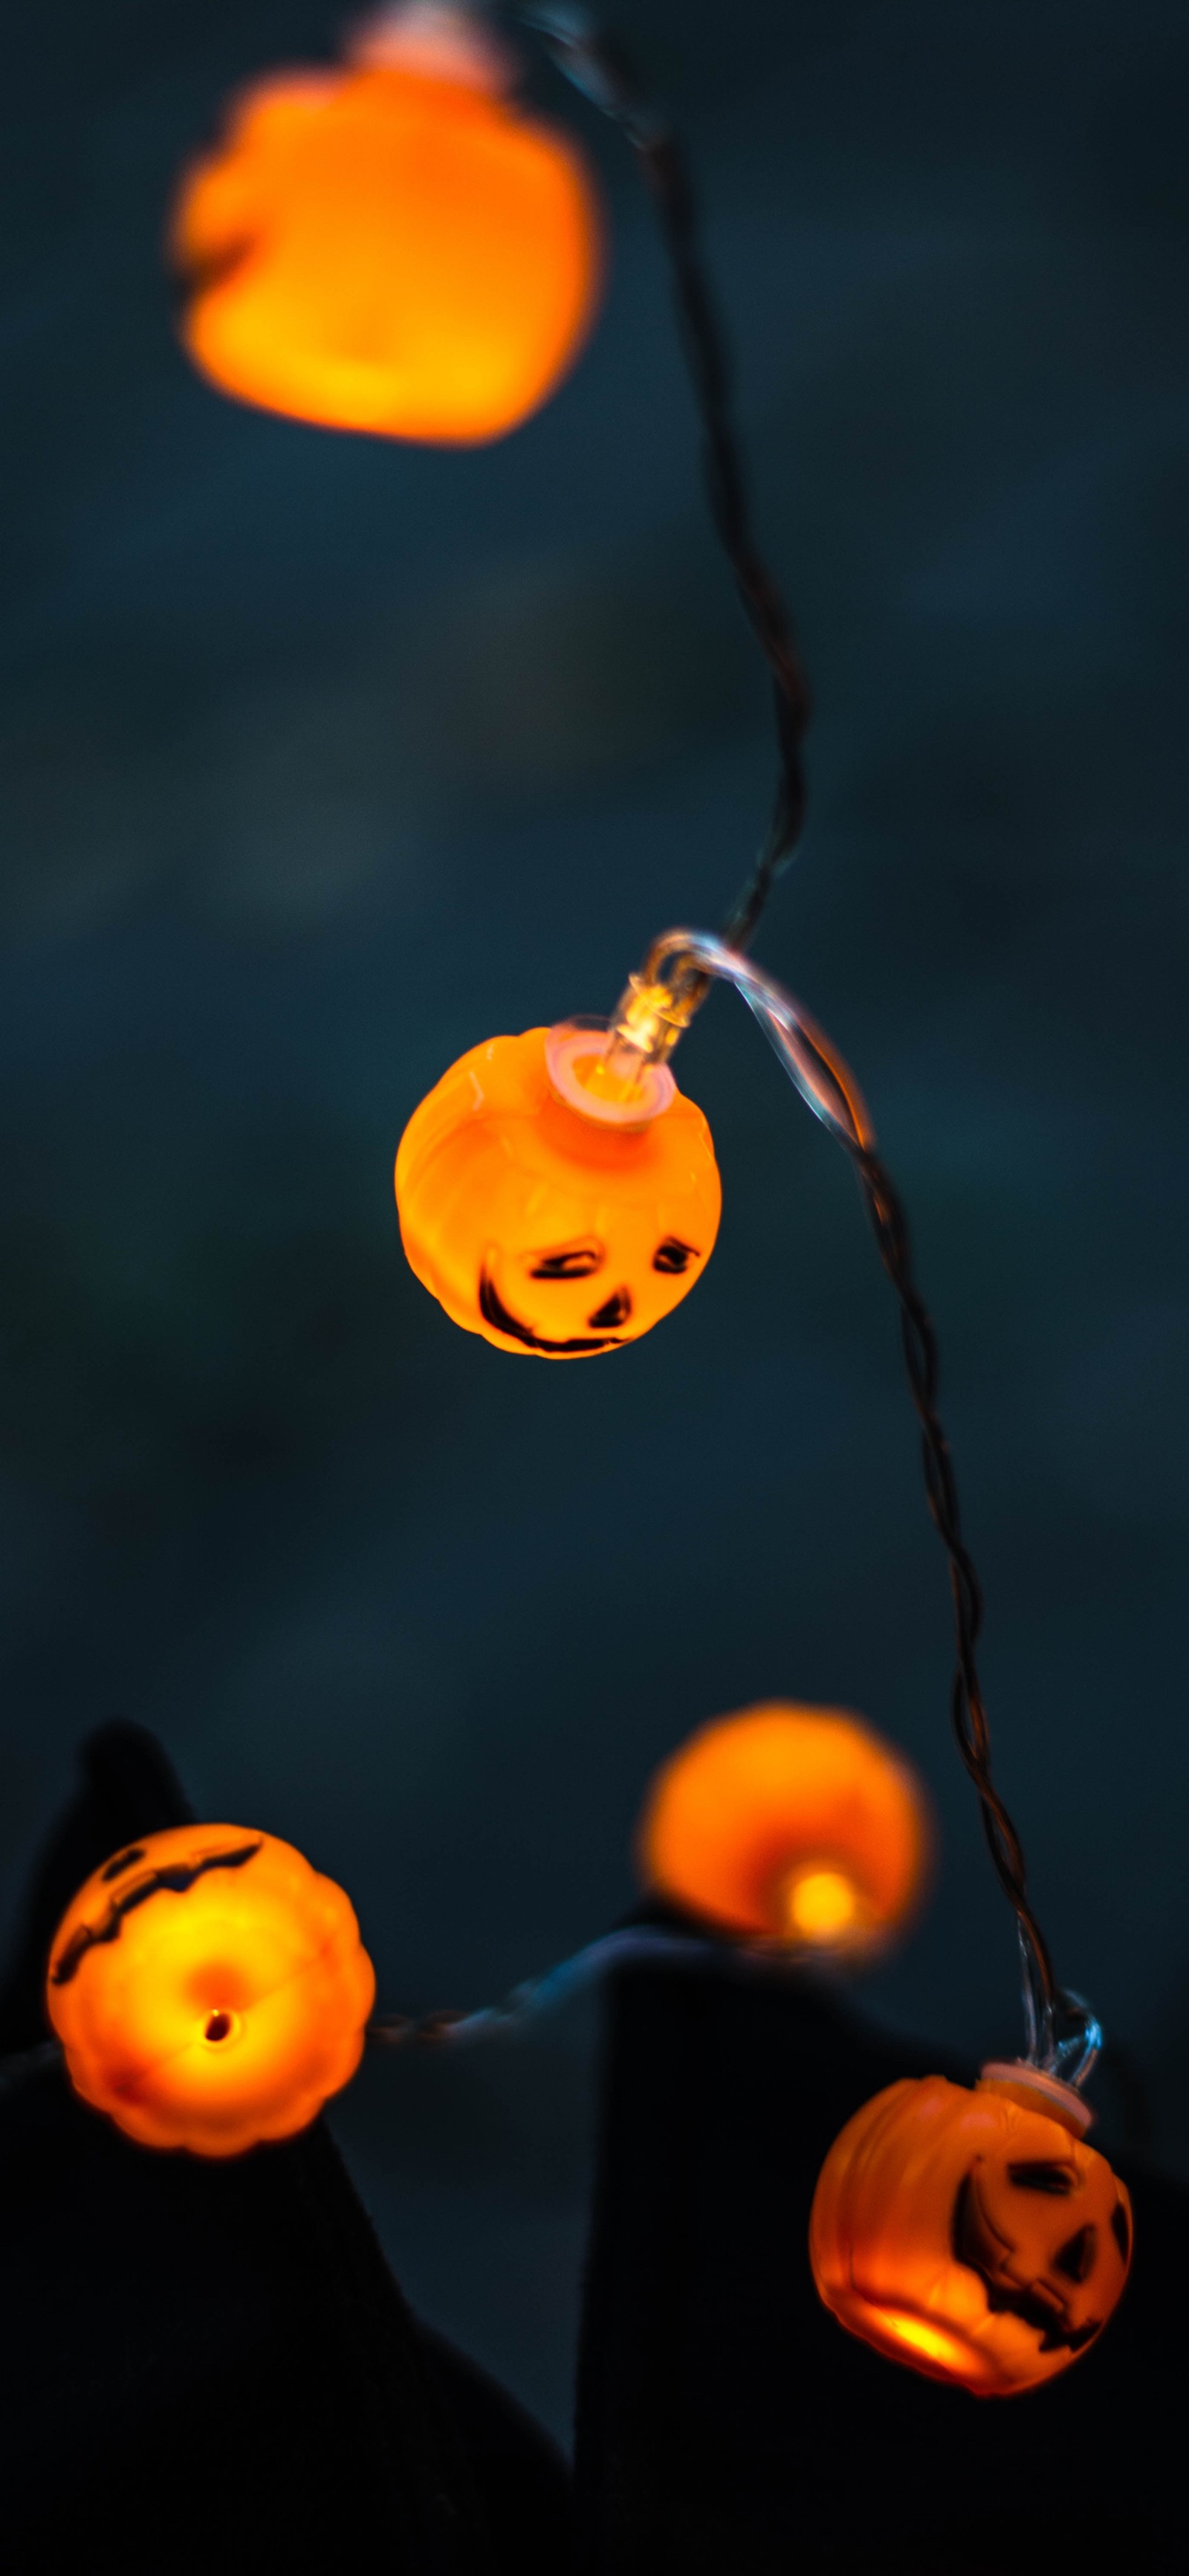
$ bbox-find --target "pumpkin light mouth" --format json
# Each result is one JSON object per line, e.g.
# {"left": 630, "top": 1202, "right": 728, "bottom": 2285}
{"left": 477, "top": 1259, "right": 623, "bottom": 1355}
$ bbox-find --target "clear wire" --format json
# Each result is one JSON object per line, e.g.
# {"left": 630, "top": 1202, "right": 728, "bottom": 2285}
{"left": 0, "top": 1936, "right": 824, "bottom": 2096}
{"left": 368, "top": 1925, "right": 811, "bottom": 2051}
{"left": 635, "top": 929, "right": 874, "bottom": 1149}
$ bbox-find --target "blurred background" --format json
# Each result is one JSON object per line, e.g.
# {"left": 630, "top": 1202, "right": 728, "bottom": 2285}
{"left": 1, "top": 0, "right": 1187, "bottom": 2442}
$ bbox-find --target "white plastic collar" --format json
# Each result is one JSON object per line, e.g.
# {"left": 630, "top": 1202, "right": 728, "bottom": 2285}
{"left": 979, "top": 2060, "right": 1095, "bottom": 2135}
{"left": 545, "top": 1020, "right": 676, "bottom": 1129}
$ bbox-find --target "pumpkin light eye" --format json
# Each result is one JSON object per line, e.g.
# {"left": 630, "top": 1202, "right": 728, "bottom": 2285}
{"left": 100, "top": 1846, "right": 146, "bottom": 1882}
{"left": 528, "top": 1242, "right": 603, "bottom": 1280}
{"left": 1008, "top": 2162, "right": 1076, "bottom": 2195}
{"left": 652, "top": 1236, "right": 697, "bottom": 1274}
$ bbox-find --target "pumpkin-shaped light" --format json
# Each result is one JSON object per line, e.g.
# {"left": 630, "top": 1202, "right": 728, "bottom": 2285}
{"left": 46, "top": 1826, "right": 375, "bottom": 2157}
{"left": 170, "top": 4, "right": 602, "bottom": 445}
{"left": 809, "top": 2065, "right": 1133, "bottom": 2395}
{"left": 637, "top": 1702, "right": 929, "bottom": 1956}
{"left": 395, "top": 1024, "right": 722, "bottom": 1356}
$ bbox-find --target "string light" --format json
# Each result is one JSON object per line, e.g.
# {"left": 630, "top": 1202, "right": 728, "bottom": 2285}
{"left": 171, "top": 3, "right": 602, "bottom": 445}
{"left": 395, "top": 1024, "right": 719, "bottom": 1355}
{"left": 636, "top": 1703, "right": 930, "bottom": 1958}
{"left": 392, "top": 915, "right": 1130, "bottom": 2379}
{"left": 810, "top": 2068, "right": 1133, "bottom": 2396}
{"left": 346, "top": 11, "right": 1127, "bottom": 2379}
{"left": 595, "top": 932, "right": 1130, "bottom": 2385}
{"left": 45, "top": 1827, "right": 375, "bottom": 2155}
{"left": 50, "top": 0, "right": 1133, "bottom": 2397}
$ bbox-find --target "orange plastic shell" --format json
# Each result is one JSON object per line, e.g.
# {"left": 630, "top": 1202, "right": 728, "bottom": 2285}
{"left": 395, "top": 1028, "right": 722, "bottom": 1356}
{"left": 638, "top": 1702, "right": 930, "bottom": 1954}
{"left": 809, "top": 2072, "right": 1133, "bottom": 2395}
{"left": 171, "top": 62, "right": 602, "bottom": 444}
{"left": 46, "top": 1826, "right": 375, "bottom": 2157}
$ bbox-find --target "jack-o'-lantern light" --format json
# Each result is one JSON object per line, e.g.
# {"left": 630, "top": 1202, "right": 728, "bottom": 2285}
{"left": 396, "top": 1019, "right": 721, "bottom": 1356}
{"left": 638, "top": 1702, "right": 930, "bottom": 1957}
{"left": 46, "top": 1827, "right": 375, "bottom": 2156}
{"left": 486, "top": 929, "right": 1132, "bottom": 2397}
{"left": 169, "top": 3, "right": 602, "bottom": 445}
{"left": 155, "top": 0, "right": 1135, "bottom": 2400}
{"left": 810, "top": 2065, "right": 1133, "bottom": 2396}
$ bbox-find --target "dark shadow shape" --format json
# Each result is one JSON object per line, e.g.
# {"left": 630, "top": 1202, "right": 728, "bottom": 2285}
{"left": 574, "top": 1953, "right": 1187, "bottom": 2575}
{"left": 0, "top": 1724, "right": 572, "bottom": 2575}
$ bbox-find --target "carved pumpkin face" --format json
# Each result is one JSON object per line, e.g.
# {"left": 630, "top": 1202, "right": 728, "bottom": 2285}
{"left": 395, "top": 1029, "right": 722, "bottom": 1356}
{"left": 170, "top": 48, "right": 601, "bottom": 445}
{"left": 46, "top": 1827, "right": 375, "bottom": 2157}
{"left": 637, "top": 1702, "right": 930, "bottom": 1955}
{"left": 809, "top": 2071, "right": 1132, "bottom": 2395}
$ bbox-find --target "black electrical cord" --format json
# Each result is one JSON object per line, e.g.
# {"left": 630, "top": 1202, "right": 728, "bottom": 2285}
{"left": 848, "top": 1139, "right": 1062, "bottom": 2046}
{"left": 513, "top": 10, "right": 1083, "bottom": 2072}
{"left": 630, "top": 929, "right": 1095, "bottom": 2073}
{"left": 517, "top": 1, "right": 809, "bottom": 953}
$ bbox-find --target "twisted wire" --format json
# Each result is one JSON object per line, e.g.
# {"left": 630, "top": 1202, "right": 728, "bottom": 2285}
{"left": 844, "top": 1138, "right": 1059, "bottom": 2056}
{"left": 511, "top": 8, "right": 1071, "bottom": 2067}
{"left": 636, "top": 929, "right": 1098, "bottom": 2073}
{"left": 516, "top": 1, "right": 809, "bottom": 952}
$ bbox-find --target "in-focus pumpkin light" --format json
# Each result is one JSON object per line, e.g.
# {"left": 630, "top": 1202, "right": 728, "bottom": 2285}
{"left": 395, "top": 1022, "right": 721, "bottom": 1356}
{"left": 809, "top": 2065, "right": 1133, "bottom": 2395}
{"left": 637, "top": 1702, "right": 930, "bottom": 1955}
{"left": 46, "top": 1826, "right": 375, "bottom": 2156}
{"left": 170, "top": 3, "right": 602, "bottom": 445}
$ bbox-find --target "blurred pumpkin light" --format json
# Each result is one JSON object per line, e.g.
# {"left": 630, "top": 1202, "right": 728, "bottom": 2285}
{"left": 637, "top": 1702, "right": 930, "bottom": 1956}
{"left": 169, "top": 2, "right": 602, "bottom": 445}
{"left": 47, "top": 1826, "right": 375, "bottom": 2156}
{"left": 395, "top": 1022, "right": 721, "bottom": 1356}
{"left": 809, "top": 2066, "right": 1133, "bottom": 2396}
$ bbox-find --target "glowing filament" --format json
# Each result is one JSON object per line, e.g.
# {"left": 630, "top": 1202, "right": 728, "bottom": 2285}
{"left": 866, "top": 2311, "right": 969, "bottom": 2374}
{"left": 782, "top": 1865, "right": 859, "bottom": 1944}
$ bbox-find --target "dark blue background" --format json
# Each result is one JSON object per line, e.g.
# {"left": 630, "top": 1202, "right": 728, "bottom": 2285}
{"left": 1, "top": 0, "right": 1187, "bottom": 2438}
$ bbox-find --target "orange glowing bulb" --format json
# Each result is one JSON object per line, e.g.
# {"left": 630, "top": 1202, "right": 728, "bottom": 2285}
{"left": 395, "top": 1025, "right": 721, "bottom": 1356}
{"left": 46, "top": 1826, "right": 375, "bottom": 2156}
{"left": 781, "top": 1864, "right": 860, "bottom": 1943}
{"left": 170, "top": 7, "right": 602, "bottom": 445}
{"left": 638, "top": 1702, "right": 930, "bottom": 1955}
{"left": 810, "top": 2067, "right": 1133, "bottom": 2395}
